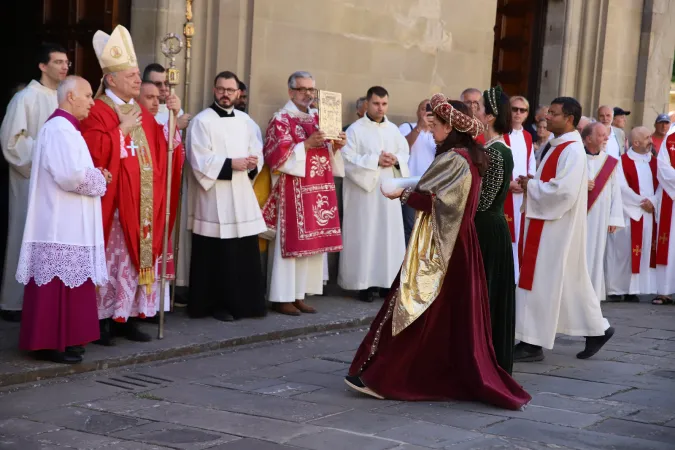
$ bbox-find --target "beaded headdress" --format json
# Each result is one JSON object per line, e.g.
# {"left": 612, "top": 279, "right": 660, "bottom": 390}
{"left": 483, "top": 86, "right": 503, "bottom": 117}
{"left": 430, "top": 93, "right": 485, "bottom": 139}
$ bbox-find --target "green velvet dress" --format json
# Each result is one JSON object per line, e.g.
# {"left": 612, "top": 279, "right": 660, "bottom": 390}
{"left": 475, "top": 139, "right": 516, "bottom": 374}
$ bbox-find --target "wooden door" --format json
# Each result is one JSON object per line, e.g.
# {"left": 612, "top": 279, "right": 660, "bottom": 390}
{"left": 1, "top": 0, "right": 131, "bottom": 116}
{"left": 491, "top": 0, "right": 548, "bottom": 109}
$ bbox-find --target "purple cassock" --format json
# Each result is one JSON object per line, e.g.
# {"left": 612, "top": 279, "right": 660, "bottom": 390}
{"left": 17, "top": 108, "right": 108, "bottom": 352}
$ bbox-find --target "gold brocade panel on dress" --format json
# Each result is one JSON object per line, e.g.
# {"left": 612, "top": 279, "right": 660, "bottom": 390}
{"left": 392, "top": 151, "right": 472, "bottom": 336}
{"left": 99, "top": 95, "right": 155, "bottom": 289}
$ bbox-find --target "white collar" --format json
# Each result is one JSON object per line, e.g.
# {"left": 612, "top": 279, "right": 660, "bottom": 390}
{"left": 627, "top": 148, "right": 651, "bottom": 162}
{"left": 28, "top": 79, "right": 57, "bottom": 94}
{"left": 282, "top": 100, "right": 316, "bottom": 118}
{"left": 511, "top": 127, "right": 524, "bottom": 135}
{"left": 105, "top": 88, "right": 135, "bottom": 105}
{"left": 550, "top": 130, "right": 582, "bottom": 146}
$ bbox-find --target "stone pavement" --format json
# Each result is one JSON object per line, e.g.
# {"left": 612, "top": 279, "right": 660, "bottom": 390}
{"left": 0, "top": 293, "right": 378, "bottom": 387}
{"left": 0, "top": 301, "right": 674, "bottom": 449}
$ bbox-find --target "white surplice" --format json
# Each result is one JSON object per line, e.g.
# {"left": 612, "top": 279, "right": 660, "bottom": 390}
{"left": 516, "top": 131, "right": 610, "bottom": 349}
{"left": 586, "top": 152, "right": 624, "bottom": 301}
{"left": 656, "top": 134, "right": 675, "bottom": 295}
{"left": 605, "top": 149, "right": 660, "bottom": 296}
{"left": 267, "top": 101, "right": 345, "bottom": 303}
{"left": 338, "top": 116, "right": 409, "bottom": 290}
{"left": 186, "top": 106, "right": 266, "bottom": 239}
{"left": 509, "top": 127, "right": 537, "bottom": 280}
{"left": 0, "top": 80, "right": 57, "bottom": 311}
{"left": 16, "top": 113, "right": 108, "bottom": 288}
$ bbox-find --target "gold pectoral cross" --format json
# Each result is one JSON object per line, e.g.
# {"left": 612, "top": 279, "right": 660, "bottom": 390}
{"left": 632, "top": 245, "right": 642, "bottom": 256}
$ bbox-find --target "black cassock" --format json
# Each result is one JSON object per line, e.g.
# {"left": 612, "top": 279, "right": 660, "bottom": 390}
{"left": 187, "top": 233, "right": 267, "bottom": 319}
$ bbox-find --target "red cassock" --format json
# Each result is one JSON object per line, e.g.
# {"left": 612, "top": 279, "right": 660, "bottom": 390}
{"left": 349, "top": 149, "right": 531, "bottom": 410}
{"left": 81, "top": 100, "right": 183, "bottom": 276}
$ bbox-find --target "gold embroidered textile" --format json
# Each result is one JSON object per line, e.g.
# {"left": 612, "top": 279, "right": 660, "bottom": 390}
{"left": 393, "top": 151, "right": 472, "bottom": 336}
{"left": 99, "top": 95, "right": 155, "bottom": 289}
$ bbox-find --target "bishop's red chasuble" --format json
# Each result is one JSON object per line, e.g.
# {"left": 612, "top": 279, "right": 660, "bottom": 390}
{"left": 81, "top": 97, "right": 183, "bottom": 289}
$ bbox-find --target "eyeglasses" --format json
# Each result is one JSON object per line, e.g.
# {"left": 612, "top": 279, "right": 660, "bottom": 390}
{"left": 215, "top": 87, "right": 238, "bottom": 95}
{"left": 52, "top": 59, "right": 72, "bottom": 68}
{"left": 512, "top": 107, "right": 528, "bottom": 114}
{"left": 292, "top": 88, "right": 317, "bottom": 95}
{"left": 463, "top": 100, "right": 480, "bottom": 111}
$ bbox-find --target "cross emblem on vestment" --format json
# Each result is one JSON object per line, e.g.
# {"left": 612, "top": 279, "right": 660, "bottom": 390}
{"left": 669, "top": 143, "right": 675, "bottom": 152}
{"left": 632, "top": 245, "right": 642, "bottom": 256}
{"left": 660, "top": 233, "right": 669, "bottom": 245}
{"left": 505, "top": 214, "right": 513, "bottom": 222}
{"left": 127, "top": 140, "right": 138, "bottom": 157}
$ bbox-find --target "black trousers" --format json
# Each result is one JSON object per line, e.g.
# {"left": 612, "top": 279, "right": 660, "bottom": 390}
{"left": 187, "top": 233, "right": 266, "bottom": 319}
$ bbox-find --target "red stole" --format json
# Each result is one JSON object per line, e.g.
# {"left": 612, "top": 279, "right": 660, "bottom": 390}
{"left": 587, "top": 154, "right": 619, "bottom": 212}
{"left": 81, "top": 99, "right": 184, "bottom": 274}
{"left": 262, "top": 108, "right": 342, "bottom": 258}
{"left": 503, "top": 132, "right": 533, "bottom": 254}
{"left": 620, "top": 153, "right": 658, "bottom": 273}
{"left": 518, "top": 141, "right": 573, "bottom": 290}
{"left": 656, "top": 135, "right": 675, "bottom": 265}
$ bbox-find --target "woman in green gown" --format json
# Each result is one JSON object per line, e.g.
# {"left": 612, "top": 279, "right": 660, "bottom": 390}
{"left": 475, "top": 86, "right": 516, "bottom": 374}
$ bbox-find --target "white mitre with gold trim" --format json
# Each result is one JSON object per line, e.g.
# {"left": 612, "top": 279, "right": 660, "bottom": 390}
{"left": 93, "top": 25, "right": 138, "bottom": 74}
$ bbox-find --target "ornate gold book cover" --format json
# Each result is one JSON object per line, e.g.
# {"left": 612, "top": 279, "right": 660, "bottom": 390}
{"left": 318, "top": 90, "right": 342, "bottom": 140}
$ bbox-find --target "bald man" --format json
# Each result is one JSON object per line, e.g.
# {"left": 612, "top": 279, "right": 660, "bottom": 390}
{"left": 597, "top": 105, "right": 625, "bottom": 159}
{"left": 18, "top": 76, "right": 108, "bottom": 363}
{"left": 577, "top": 116, "right": 591, "bottom": 133}
{"left": 605, "top": 126, "right": 661, "bottom": 302}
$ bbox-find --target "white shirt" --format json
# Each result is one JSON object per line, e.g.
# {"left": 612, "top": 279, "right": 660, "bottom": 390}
{"left": 399, "top": 123, "right": 436, "bottom": 177}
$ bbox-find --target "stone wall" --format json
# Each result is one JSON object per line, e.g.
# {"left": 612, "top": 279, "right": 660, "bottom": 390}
{"left": 132, "top": 0, "right": 498, "bottom": 128}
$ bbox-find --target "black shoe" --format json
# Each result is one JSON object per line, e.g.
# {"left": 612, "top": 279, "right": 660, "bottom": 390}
{"left": 94, "top": 319, "right": 116, "bottom": 346}
{"left": 344, "top": 375, "right": 385, "bottom": 399}
{"left": 513, "top": 342, "right": 544, "bottom": 362}
{"left": 378, "top": 288, "right": 390, "bottom": 298}
{"left": 606, "top": 295, "right": 623, "bottom": 303}
{"left": 0, "top": 310, "right": 22, "bottom": 322}
{"left": 34, "top": 350, "right": 82, "bottom": 364}
{"left": 66, "top": 346, "right": 85, "bottom": 356}
{"left": 623, "top": 295, "right": 640, "bottom": 303}
{"left": 358, "top": 290, "right": 375, "bottom": 303}
{"left": 113, "top": 321, "right": 152, "bottom": 342}
{"left": 577, "top": 327, "right": 615, "bottom": 359}
{"left": 213, "top": 310, "right": 235, "bottom": 322}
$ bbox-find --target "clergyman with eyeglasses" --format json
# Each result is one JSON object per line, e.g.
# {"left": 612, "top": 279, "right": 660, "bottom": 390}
{"left": 0, "top": 43, "right": 67, "bottom": 323}
{"left": 261, "top": 71, "right": 348, "bottom": 316}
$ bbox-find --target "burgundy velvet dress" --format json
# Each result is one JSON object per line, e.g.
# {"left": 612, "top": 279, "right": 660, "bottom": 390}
{"left": 348, "top": 149, "right": 531, "bottom": 410}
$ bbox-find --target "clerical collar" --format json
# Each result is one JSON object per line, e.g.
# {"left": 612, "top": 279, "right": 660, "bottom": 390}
{"left": 47, "top": 108, "right": 80, "bottom": 131}
{"left": 211, "top": 102, "right": 235, "bottom": 118}
{"left": 366, "top": 113, "right": 386, "bottom": 124}
{"left": 584, "top": 146, "right": 600, "bottom": 156}
{"left": 511, "top": 127, "right": 523, "bottom": 135}
{"left": 105, "top": 88, "right": 135, "bottom": 105}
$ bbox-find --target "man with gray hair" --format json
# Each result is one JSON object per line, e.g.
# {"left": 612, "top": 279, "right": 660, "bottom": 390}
{"left": 343, "top": 96, "right": 367, "bottom": 132}
{"left": 261, "top": 71, "right": 347, "bottom": 315}
{"left": 18, "top": 76, "right": 109, "bottom": 364}
{"left": 581, "top": 122, "right": 623, "bottom": 301}
{"left": 597, "top": 105, "right": 625, "bottom": 158}
{"left": 460, "top": 88, "right": 482, "bottom": 115}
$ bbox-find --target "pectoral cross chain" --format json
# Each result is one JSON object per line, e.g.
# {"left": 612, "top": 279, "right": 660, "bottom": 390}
{"left": 127, "top": 140, "right": 139, "bottom": 157}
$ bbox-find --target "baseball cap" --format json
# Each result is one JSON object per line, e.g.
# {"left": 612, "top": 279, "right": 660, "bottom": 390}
{"left": 613, "top": 107, "right": 630, "bottom": 116}
{"left": 655, "top": 113, "right": 670, "bottom": 124}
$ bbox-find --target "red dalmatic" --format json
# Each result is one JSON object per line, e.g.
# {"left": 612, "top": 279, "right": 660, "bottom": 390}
{"left": 621, "top": 153, "right": 658, "bottom": 273}
{"left": 262, "top": 105, "right": 342, "bottom": 258}
{"left": 81, "top": 98, "right": 183, "bottom": 276}
{"left": 503, "top": 133, "right": 532, "bottom": 260}
{"left": 518, "top": 141, "right": 573, "bottom": 290}
{"left": 656, "top": 135, "right": 675, "bottom": 265}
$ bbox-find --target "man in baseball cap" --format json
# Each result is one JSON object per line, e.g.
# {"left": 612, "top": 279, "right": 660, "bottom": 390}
{"left": 612, "top": 107, "right": 630, "bottom": 130}
{"left": 652, "top": 113, "right": 671, "bottom": 154}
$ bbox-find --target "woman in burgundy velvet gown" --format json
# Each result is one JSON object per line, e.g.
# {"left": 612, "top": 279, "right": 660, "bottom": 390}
{"left": 345, "top": 95, "right": 531, "bottom": 410}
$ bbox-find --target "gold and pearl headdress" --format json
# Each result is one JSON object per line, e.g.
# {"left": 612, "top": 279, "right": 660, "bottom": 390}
{"left": 430, "top": 93, "right": 485, "bottom": 138}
